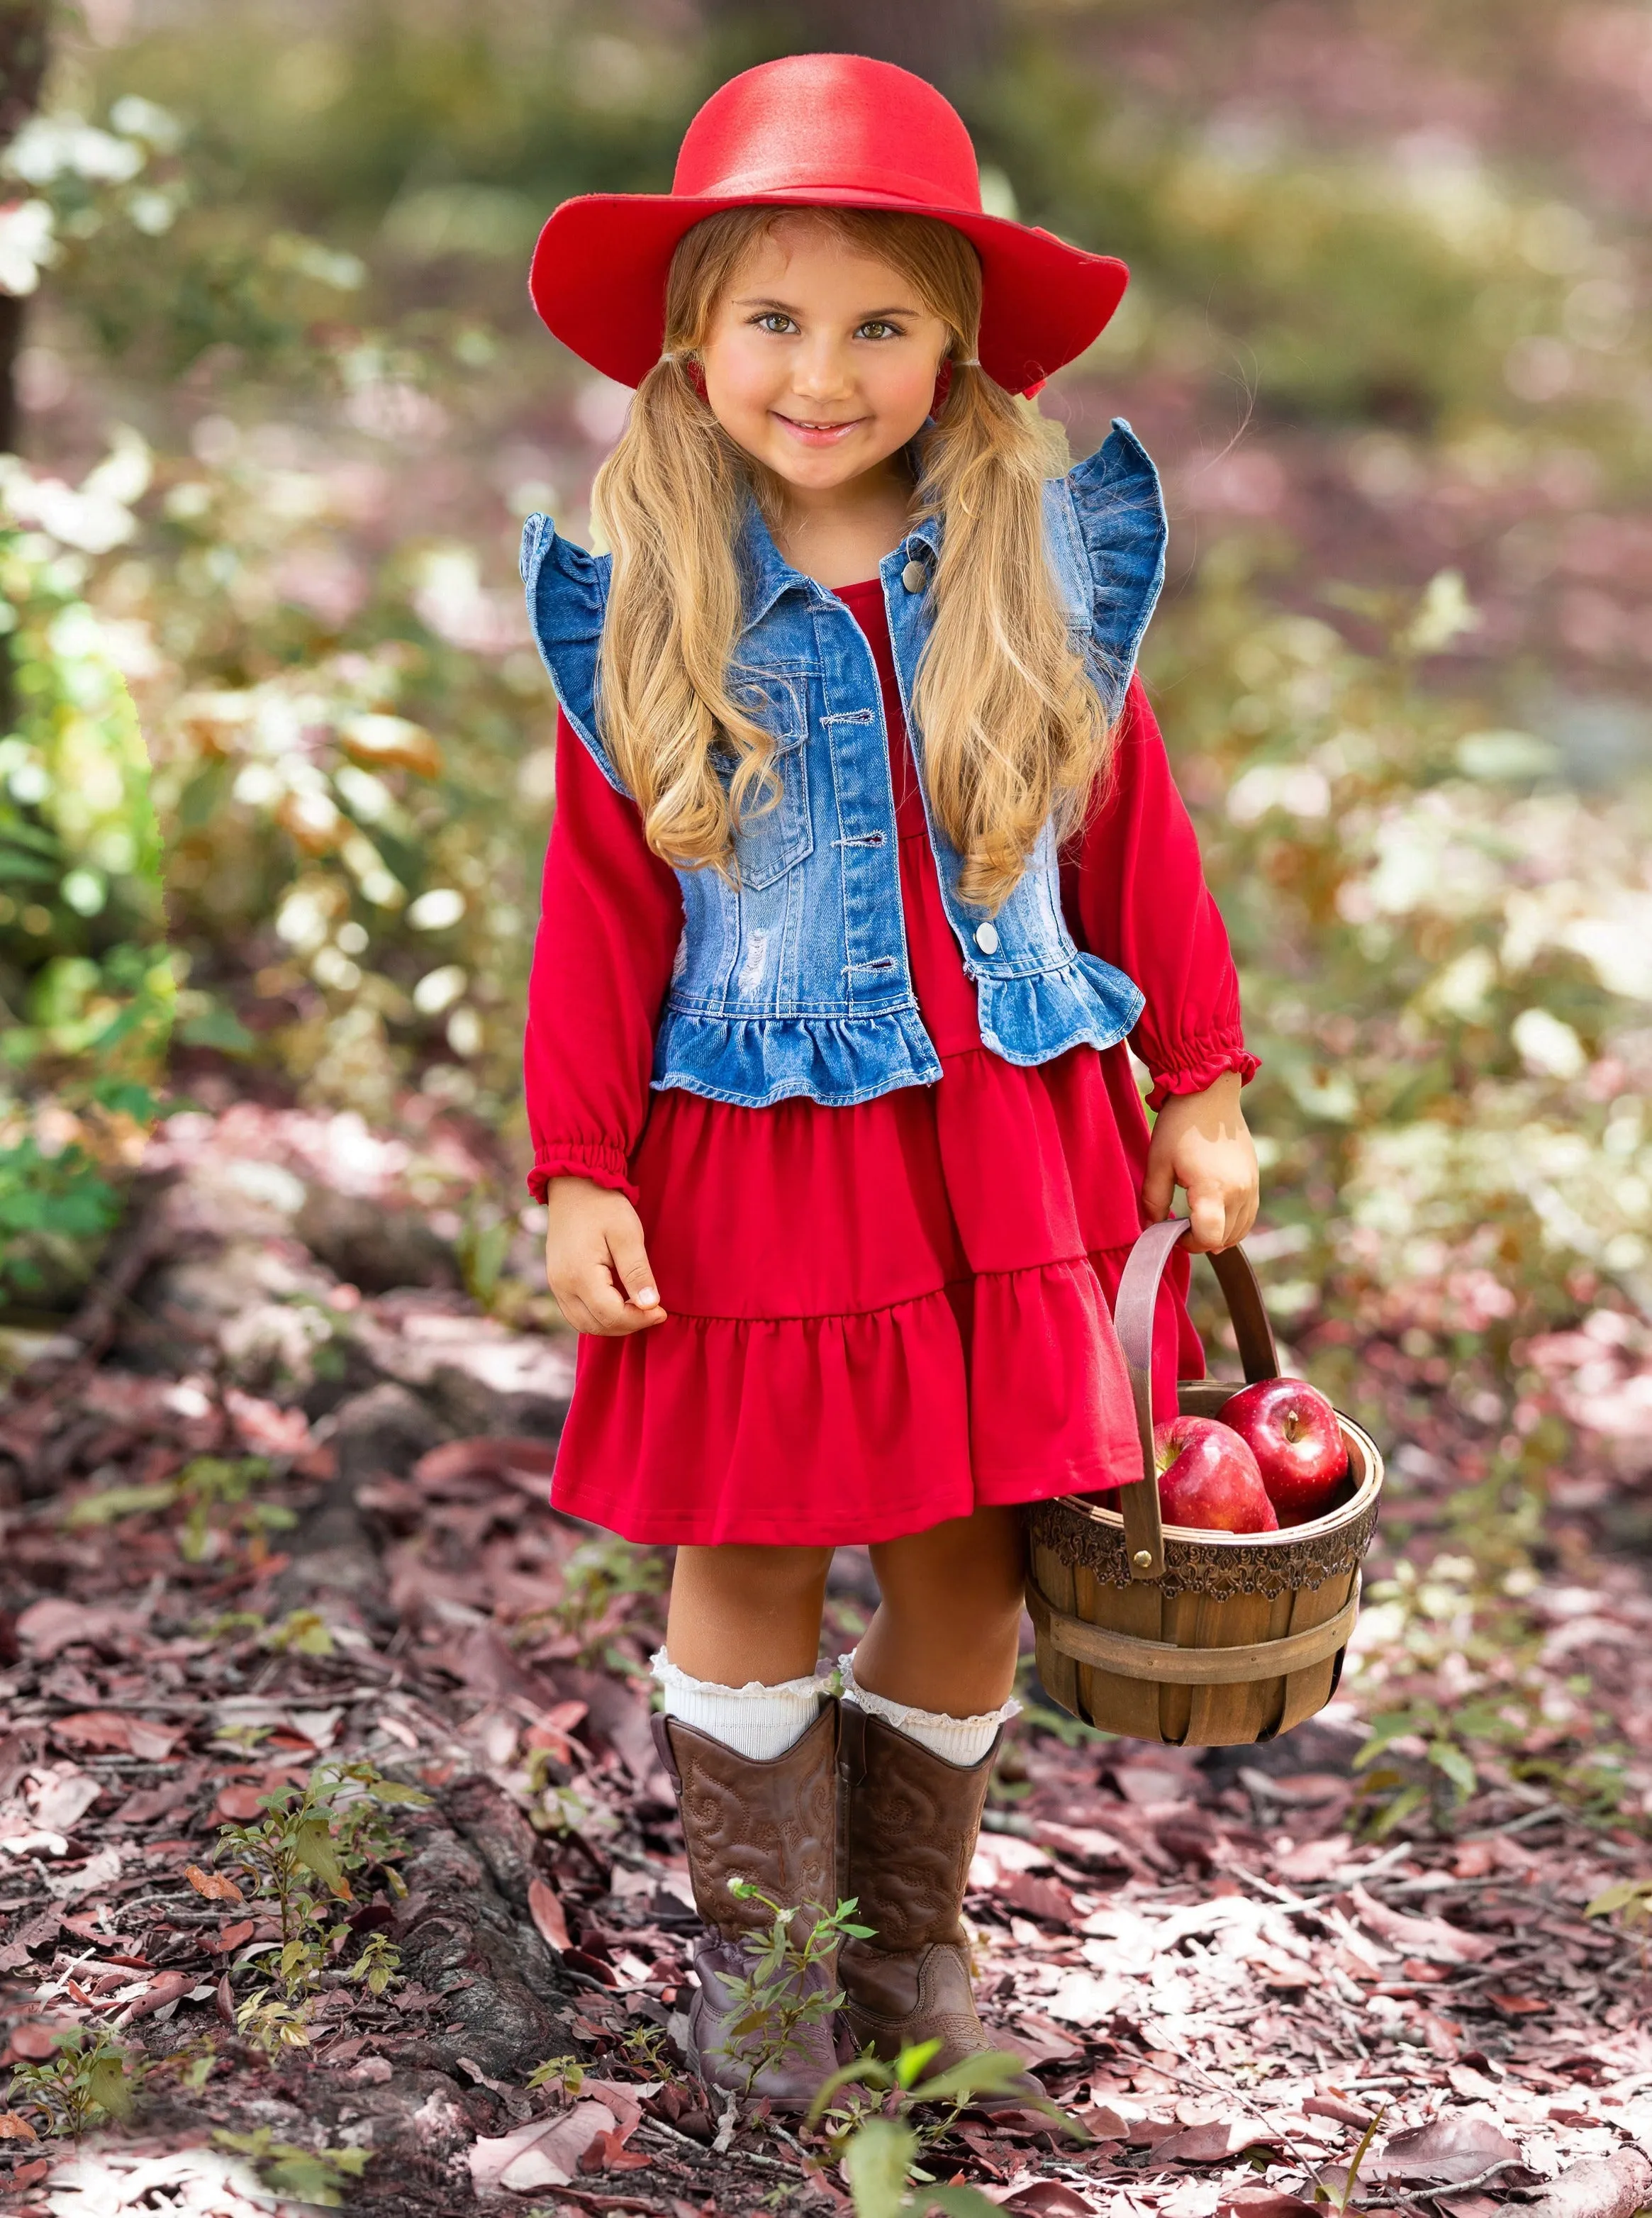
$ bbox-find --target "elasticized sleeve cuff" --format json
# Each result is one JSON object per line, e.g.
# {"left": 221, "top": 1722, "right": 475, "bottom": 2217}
{"left": 1144, "top": 1037, "right": 1261, "bottom": 1113}
{"left": 527, "top": 1142, "right": 640, "bottom": 1208}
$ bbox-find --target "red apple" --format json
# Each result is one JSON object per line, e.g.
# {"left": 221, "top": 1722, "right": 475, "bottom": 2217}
{"left": 1154, "top": 1415, "right": 1279, "bottom": 1534}
{"left": 1218, "top": 1377, "right": 1348, "bottom": 1520}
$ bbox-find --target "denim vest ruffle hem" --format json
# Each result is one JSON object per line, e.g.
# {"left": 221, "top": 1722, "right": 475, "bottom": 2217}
{"left": 520, "top": 418, "right": 1168, "bottom": 1110}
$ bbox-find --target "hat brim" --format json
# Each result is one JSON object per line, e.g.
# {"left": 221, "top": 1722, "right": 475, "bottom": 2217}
{"left": 528, "top": 188, "right": 1128, "bottom": 396}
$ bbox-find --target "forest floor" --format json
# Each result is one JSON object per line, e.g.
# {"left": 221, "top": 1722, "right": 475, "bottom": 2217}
{"left": 1, "top": 1101, "right": 1651, "bottom": 2218}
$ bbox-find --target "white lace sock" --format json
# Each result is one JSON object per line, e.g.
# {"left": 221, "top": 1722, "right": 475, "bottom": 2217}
{"left": 838, "top": 1650, "right": 1018, "bottom": 1768}
{"left": 650, "top": 1648, "right": 832, "bottom": 1763}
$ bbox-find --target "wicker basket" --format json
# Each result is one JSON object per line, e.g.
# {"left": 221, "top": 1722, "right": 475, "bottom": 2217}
{"left": 1026, "top": 1218, "right": 1383, "bottom": 1747}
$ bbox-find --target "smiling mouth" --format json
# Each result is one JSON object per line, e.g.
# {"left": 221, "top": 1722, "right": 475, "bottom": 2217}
{"left": 774, "top": 411, "right": 864, "bottom": 435}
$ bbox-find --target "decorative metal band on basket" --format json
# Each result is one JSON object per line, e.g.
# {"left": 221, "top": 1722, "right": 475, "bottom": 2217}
{"left": 1026, "top": 1487, "right": 1380, "bottom": 1603}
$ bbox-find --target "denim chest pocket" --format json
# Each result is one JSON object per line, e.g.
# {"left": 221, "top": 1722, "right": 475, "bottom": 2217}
{"left": 720, "top": 665, "right": 815, "bottom": 891}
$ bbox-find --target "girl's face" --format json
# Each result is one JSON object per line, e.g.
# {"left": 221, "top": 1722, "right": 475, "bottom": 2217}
{"left": 698, "top": 218, "right": 951, "bottom": 496}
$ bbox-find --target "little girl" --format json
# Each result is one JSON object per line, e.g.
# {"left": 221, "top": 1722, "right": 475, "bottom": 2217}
{"left": 519, "top": 55, "right": 1259, "bottom": 2105}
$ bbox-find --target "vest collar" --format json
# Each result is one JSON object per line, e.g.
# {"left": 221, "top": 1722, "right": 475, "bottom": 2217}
{"left": 734, "top": 437, "right": 944, "bottom": 635}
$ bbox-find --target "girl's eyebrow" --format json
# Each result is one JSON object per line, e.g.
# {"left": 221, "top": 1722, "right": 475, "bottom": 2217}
{"left": 731, "top": 294, "right": 922, "bottom": 319}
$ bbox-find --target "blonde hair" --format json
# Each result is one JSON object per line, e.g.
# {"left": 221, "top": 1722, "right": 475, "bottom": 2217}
{"left": 591, "top": 205, "right": 1114, "bottom": 909}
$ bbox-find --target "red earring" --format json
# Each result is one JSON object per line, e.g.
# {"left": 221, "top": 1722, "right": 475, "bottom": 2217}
{"left": 685, "top": 357, "right": 707, "bottom": 399}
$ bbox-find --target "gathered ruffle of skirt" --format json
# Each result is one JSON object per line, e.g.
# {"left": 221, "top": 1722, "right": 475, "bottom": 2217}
{"left": 548, "top": 1233, "right": 1202, "bottom": 1549}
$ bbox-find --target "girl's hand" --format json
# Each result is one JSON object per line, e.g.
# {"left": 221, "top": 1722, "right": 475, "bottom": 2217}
{"left": 1142, "top": 1071, "right": 1259, "bottom": 1254}
{"left": 544, "top": 1176, "right": 667, "bottom": 1334}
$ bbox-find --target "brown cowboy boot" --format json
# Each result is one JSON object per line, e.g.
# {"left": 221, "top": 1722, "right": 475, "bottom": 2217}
{"left": 651, "top": 1702, "right": 844, "bottom": 2109}
{"left": 837, "top": 1703, "right": 1041, "bottom": 2099}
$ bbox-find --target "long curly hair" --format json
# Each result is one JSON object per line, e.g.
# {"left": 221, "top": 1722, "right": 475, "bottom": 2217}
{"left": 591, "top": 205, "right": 1114, "bottom": 910}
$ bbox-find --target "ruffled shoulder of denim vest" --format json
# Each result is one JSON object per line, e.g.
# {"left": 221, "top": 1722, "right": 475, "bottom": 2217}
{"left": 1044, "top": 418, "right": 1168, "bottom": 719}
{"left": 518, "top": 513, "right": 629, "bottom": 796}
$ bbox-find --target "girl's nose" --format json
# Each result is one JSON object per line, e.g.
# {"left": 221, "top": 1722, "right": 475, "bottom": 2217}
{"left": 791, "top": 340, "right": 854, "bottom": 399}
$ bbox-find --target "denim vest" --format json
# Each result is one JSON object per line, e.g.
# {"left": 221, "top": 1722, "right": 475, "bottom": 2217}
{"left": 520, "top": 418, "right": 1167, "bottom": 1110}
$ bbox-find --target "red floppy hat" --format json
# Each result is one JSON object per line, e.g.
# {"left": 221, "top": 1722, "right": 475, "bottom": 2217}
{"left": 528, "top": 53, "right": 1128, "bottom": 397}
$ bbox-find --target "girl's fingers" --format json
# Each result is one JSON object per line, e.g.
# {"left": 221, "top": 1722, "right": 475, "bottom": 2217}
{"left": 551, "top": 1284, "right": 596, "bottom": 1334}
{"left": 581, "top": 1271, "right": 640, "bottom": 1332}
{"left": 1185, "top": 1185, "right": 1227, "bottom": 1253}
{"left": 581, "top": 1263, "right": 669, "bottom": 1336}
{"left": 1141, "top": 1147, "right": 1175, "bottom": 1225}
{"left": 606, "top": 1224, "right": 665, "bottom": 1317}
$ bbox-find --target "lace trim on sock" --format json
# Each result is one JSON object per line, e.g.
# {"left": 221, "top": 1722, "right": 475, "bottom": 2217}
{"left": 649, "top": 1649, "right": 836, "bottom": 1703}
{"left": 836, "top": 1651, "right": 1020, "bottom": 1734}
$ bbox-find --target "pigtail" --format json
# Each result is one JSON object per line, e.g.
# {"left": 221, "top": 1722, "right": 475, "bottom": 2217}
{"left": 915, "top": 362, "right": 1114, "bottom": 911}
{"left": 593, "top": 344, "right": 783, "bottom": 881}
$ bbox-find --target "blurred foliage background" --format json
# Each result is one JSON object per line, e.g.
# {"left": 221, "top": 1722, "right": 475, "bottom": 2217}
{"left": 1, "top": 0, "right": 1649, "bottom": 1493}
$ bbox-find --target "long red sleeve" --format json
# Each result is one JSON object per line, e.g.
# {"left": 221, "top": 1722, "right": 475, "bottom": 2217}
{"left": 523, "top": 708, "right": 684, "bottom": 1205}
{"left": 1060, "top": 674, "right": 1258, "bottom": 1110}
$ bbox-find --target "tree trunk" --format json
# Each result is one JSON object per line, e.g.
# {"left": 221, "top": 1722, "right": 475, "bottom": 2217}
{"left": 0, "top": 0, "right": 52, "bottom": 458}
{"left": 701, "top": 0, "right": 1003, "bottom": 95}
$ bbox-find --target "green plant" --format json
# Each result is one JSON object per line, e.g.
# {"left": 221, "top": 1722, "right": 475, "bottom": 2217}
{"left": 4, "top": 2025, "right": 139, "bottom": 2138}
{"left": 1317, "top": 2100, "right": 1390, "bottom": 2213}
{"left": 808, "top": 2042, "right": 1059, "bottom": 2216}
{"left": 0, "top": 1129, "right": 124, "bottom": 1299}
{"left": 212, "top": 2128, "right": 372, "bottom": 2209}
{"left": 840, "top": 2121, "right": 1003, "bottom": 2218}
{"left": 810, "top": 2039, "right": 1065, "bottom": 2156}
{"left": 525, "top": 2053, "right": 586, "bottom": 2099}
{"left": 65, "top": 1452, "right": 294, "bottom": 1565}
{"left": 722, "top": 1885, "right": 871, "bottom": 2097}
{"left": 617, "top": 2021, "right": 683, "bottom": 2083}
{"left": 343, "top": 1929, "right": 403, "bottom": 1999}
{"left": 518, "top": 1534, "right": 668, "bottom": 1665}
{"left": 1352, "top": 1698, "right": 1487, "bottom": 1835}
{"left": 262, "top": 1606, "right": 337, "bottom": 1657}
{"left": 455, "top": 1200, "right": 514, "bottom": 1309}
{"left": 234, "top": 1988, "right": 313, "bottom": 2060}
{"left": 211, "top": 1758, "right": 428, "bottom": 2000}
{"left": 1585, "top": 1876, "right": 1652, "bottom": 1939}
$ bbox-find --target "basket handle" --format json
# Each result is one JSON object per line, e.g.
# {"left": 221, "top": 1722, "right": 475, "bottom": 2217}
{"left": 1111, "top": 1220, "right": 1281, "bottom": 1581}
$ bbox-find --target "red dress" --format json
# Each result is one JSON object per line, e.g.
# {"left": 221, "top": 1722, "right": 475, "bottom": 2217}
{"left": 525, "top": 579, "right": 1256, "bottom": 1547}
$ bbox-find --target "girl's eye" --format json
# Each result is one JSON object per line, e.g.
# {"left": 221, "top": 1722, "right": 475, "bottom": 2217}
{"left": 858, "top": 321, "right": 903, "bottom": 340}
{"left": 754, "top": 313, "right": 796, "bottom": 335}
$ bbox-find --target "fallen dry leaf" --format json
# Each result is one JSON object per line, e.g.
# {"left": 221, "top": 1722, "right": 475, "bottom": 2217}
{"left": 1346, "top": 1883, "right": 1497, "bottom": 1966}
{"left": 1368, "top": 2109, "right": 1526, "bottom": 2187}
{"left": 579, "top": 2127, "right": 652, "bottom": 2174}
{"left": 223, "top": 1387, "right": 313, "bottom": 1456}
{"left": 993, "top": 2183, "right": 1099, "bottom": 2215}
{"left": 1151, "top": 2119, "right": 1283, "bottom": 2163}
{"left": 467, "top": 2100, "right": 619, "bottom": 2193}
{"left": 50, "top": 1711, "right": 137, "bottom": 1754}
{"left": 528, "top": 1873, "right": 571, "bottom": 1951}
{"left": 0, "top": 2112, "right": 39, "bottom": 2140}
{"left": 577, "top": 2078, "right": 656, "bottom": 2144}
{"left": 13, "top": 1598, "right": 145, "bottom": 1659}
{"left": 26, "top": 1764, "right": 102, "bottom": 1833}
{"left": 211, "top": 1783, "right": 272, "bottom": 1822}
{"left": 184, "top": 1862, "right": 244, "bottom": 1903}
